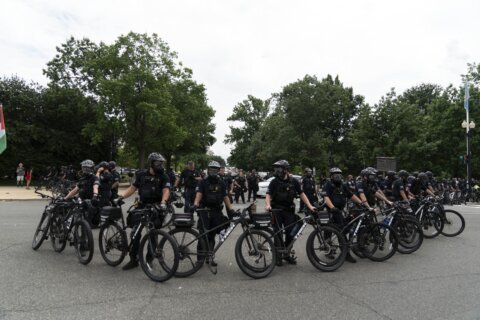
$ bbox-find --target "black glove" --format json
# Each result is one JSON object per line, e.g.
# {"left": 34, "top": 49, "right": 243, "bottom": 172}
{"left": 113, "top": 197, "right": 125, "bottom": 207}
{"left": 227, "top": 208, "right": 236, "bottom": 218}
{"left": 190, "top": 205, "right": 198, "bottom": 213}
{"left": 91, "top": 194, "right": 100, "bottom": 206}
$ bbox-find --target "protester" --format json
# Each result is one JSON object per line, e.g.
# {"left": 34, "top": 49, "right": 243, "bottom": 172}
{"left": 25, "top": 167, "right": 33, "bottom": 190}
{"left": 16, "top": 163, "right": 25, "bottom": 187}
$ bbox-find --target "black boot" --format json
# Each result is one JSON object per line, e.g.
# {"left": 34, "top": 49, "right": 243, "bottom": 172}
{"left": 122, "top": 259, "right": 139, "bottom": 270}
{"left": 346, "top": 252, "right": 357, "bottom": 263}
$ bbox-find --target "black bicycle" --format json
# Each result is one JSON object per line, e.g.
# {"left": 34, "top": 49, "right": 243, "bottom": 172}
{"left": 343, "top": 206, "right": 399, "bottom": 262}
{"left": 168, "top": 202, "right": 276, "bottom": 279}
{"left": 260, "top": 208, "right": 348, "bottom": 273}
{"left": 32, "top": 189, "right": 95, "bottom": 265}
{"left": 98, "top": 199, "right": 179, "bottom": 282}
{"left": 380, "top": 201, "right": 423, "bottom": 254}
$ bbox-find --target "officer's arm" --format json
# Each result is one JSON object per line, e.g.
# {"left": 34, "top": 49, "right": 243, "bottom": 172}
{"left": 223, "top": 196, "right": 233, "bottom": 210}
{"left": 350, "top": 194, "right": 362, "bottom": 205}
{"left": 324, "top": 196, "right": 335, "bottom": 210}
{"left": 358, "top": 193, "right": 371, "bottom": 208}
{"left": 193, "top": 192, "right": 202, "bottom": 207}
{"left": 120, "top": 185, "right": 137, "bottom": 199}
{"left": 265, "top": 194, "right": 272, "bottom": 210}
{"left": 299, "top": 192, "right": 315, "bottom": 211}
{"left": 65, "top": 186, "right": 79, "bottom": 200}
{"left": 161, "top": 187, "right": 169, "bottom": 204}
{"left": 400, "top": 190, "right": 408, "bottom": 201}
{"left": 111, "top": 181, "right": 119, "bottom": 190}
{"left": 375, "top": 190, "right": 392, "bottom": 205}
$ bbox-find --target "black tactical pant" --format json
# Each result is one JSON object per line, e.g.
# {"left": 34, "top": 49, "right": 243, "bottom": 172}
{"left": 235, "top": 187, "right": 245, "bottom": 203}
{"left": 184, "top": 188, "right": 196, "bottom": 213}
{"left": 197, "top": 208, "right": 225, "bottom": 255}
{"left": 128, "top": 208, "right": 163, "bottom": 261}
{"left": 247, "top": 187, "right": 258, "bottom": 202}
{"left": 272, "top": 208, "right": 297, "bottom": 248}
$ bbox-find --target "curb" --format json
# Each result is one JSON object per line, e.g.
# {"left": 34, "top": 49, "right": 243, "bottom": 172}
{"left": 1, "top": 198, "right": 49, "bottom": 202}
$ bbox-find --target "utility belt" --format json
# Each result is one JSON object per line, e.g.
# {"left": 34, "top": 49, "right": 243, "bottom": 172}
{"left": 271, "top": 204, "right": 295, "bottom": 214}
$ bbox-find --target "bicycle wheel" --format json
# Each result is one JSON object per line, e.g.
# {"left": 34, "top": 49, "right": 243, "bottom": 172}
{"left": 169, "top": 228, "right": 206, "bottom": 277}
{"left": 32, "top": 211, "right": 50, "bottom": 250}
{"left": 139, "top": 229, "right": 179, "bottom": 282}
{"left": 50, "top": 214, "right": 67, "bottom": 253}
{"left": 73, "top": 219, "right": 94, "bottom": 265}
{"left": 306, "top": 225, "right": 347, "bottom": 272}
{"left": 350, "top": 226, "right": 366, "bottom": 259}
{"left": 420, "top": 209, "right": 444, "bottom": 239}
{"left": 440, "top": 209, "right": 465, "bottom": 237}
{"left": 393, "top": 216, "right": 423, "bottom": 254}
{"left": 98, "top": 221, "right": 127, "bottom": 266}
{"left": 360, "top": 223, "right": 398, "bottom": 262}
{"left": 235, "top": 229, "right": 276, "bottom": 279}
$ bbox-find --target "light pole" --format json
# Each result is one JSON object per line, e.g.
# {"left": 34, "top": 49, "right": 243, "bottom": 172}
{"left": 462, "top": 119, "right": 475, "bottom": 191}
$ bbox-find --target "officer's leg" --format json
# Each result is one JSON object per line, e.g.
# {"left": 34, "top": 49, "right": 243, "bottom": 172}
{"left": 196, "top": 211, "right": 211, "bottom": 261}
{"left": 247, "top": 188, "right": 252, "bottom": 202}
{"left": 283, "top": 212, "right": 297, "bottom": 248}
{"left": 123, "top": 213, "right": 142, "bottom": 269}
{"left": 240, "top": 190, "right": 245, "bottom": 203}
{"left": 184, "top": 189, "right": 193, "bottom": 213}
{"left": 234, "top": 188, "right": 240, "bottom": 203}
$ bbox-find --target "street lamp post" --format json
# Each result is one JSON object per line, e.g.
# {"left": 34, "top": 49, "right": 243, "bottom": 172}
{"left": 462, "top": 119, "right": 475, "bottom": 192}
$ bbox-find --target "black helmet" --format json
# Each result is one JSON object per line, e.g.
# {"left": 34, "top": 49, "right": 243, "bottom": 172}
{"left": 426, "top": 171, "right": 433, "bottom": 179}
{"left": 398, "top": 170, "right": 409, "bottom": 178}
{"left": 273, "top": 160, "right": 290, "bottom": 169}
{"left": 412, "top": 171, "right": 419, "bottom": 178}
{"left": 305, "top": 167, "right": 312, "bottom": 173}
{"left": 273, "top": 160, "right": 289, "bottom": 178}
{"left": 360, "top": 168, "right": 373, "bottom": 177}
{"left": 148, "top": 152, "right": 166, "bottom": 174}
{"left": 329, "top": 167, "right": 342, "bottom": 175}
{"left": 80, "top": 159, "right": 95, "bottom": 175}
{"left": 108, "top": 161, "right": 116, "bottom": 170}
{"left": 98, "top": 161, "right": 109, "bottom": 169}
{"left": 387, "top": 170, "right": 396, "bottom": 177}
{"left": 208, "top": 161, "right": 221, "bottom": 168}
{"left": 366, "top": 167, "right": 378, "bottom": 174}
{"left": 418, "top": 172, "right": 428, "bottom": 183}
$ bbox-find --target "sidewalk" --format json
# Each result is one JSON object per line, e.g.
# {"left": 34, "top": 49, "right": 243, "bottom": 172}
{"left": 0, "top": 186, "right": 130, "bottom": 201}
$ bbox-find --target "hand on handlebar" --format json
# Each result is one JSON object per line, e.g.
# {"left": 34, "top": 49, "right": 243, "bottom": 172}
{"left": 265, "top": 205, "right": 272, "bottom": 212}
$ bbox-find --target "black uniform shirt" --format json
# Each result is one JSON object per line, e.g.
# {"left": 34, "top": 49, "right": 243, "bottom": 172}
{"left": 133, "top": 170, "right": 171, "bottom": 204}
{"left": 267, "top": 176, "right": 302, "bottom": 208}
{"left": 180, "top": 169, "right": 201, "bottom": 190}
{"left": 77, "top": 174, "right": 100, "bottom": 200}
{"left": 392, "top": 178, "right": 407, "bottom": 201}
{"left": 196, "top": 177, "right": 227, "bottom": 208}
{"left": 323, "top": 181, "right": 352, "bottom": 209}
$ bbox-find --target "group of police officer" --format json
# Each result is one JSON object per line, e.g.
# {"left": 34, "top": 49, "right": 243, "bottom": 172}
{"left": 59, "top": 151, "right": 445, "bottom": 270}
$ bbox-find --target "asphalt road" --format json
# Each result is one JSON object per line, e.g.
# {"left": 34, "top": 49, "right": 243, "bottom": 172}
{"left": 1, "top": 199, "right": 480, "bottom": 320}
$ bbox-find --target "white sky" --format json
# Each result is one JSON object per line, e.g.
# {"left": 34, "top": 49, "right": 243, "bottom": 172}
{"left": 1, "top": 0, "right": 479, "bottom": 161}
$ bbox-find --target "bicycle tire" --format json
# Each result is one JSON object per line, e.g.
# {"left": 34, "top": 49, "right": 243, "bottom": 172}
{"left": 440, "top": 209, "right": 465, "bottom": 237}
{"left": 306, "top": 225, "right": 347, "bottom": 272}
{"left": 235, "top": 229, "right": 276, "bottom": 279}
{"left": 50, "top": 214, "right": 67, "bottom": 253}
{"left": 419, "top": 209, "right": 444, "bottom": 239}
{"left": 73, "top": 219, "right": 94, "bottom": 265}
{"left": 393, "top": 216, "right": 423, "bottom": 254}
{"left": 360, "top": 223, "right": 398, "bottom": 262}
{"left": 98, "top": 221, "right": 128, "bottom": 266}
{"left": 169, "top": 228, "right": 206, "bottom": 277}
{"left": 32, "top": 211, "right": 50, "bottom": 250}
{"left": 139, "top": 229, "right": 179, "bottom": 282}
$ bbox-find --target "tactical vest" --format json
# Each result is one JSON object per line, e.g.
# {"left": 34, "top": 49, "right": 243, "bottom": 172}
{"left": 330, "top": 185, "right": 347, "bottom": 209}
{"left": 272, "top": 178, "right": 296, "bottom": 207}
{"left": 78, "top": 175, "right": 95, "bottom": 200}
{"left": 302, "top": 177, "right": 316, "bottom": 193}
{"left": 138, "top": 174, "right": 163, "bottom": 203}
{"left": 204, "top": 179, "right": 224, "bottom": 207}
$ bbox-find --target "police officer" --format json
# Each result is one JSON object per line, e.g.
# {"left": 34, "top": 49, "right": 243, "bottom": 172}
{"left": 247, "top": 169, "right": 259, "bottom": 202}
{"left": 323, "top": 167, "right": 363, "bottom": 263}
{"left": 108, "top": 161, "right": 121, "bottom": 202}
{"left": 193, "top": 161, "right": 235, "bottom": 267}
{"left": 118, "top": 152, "right": 171, "bottom": 270}
{"left": 233, "top": 170, "right": 247, "bottom": 204}
{"left": 356, "top": 168, "right": 393, "bottom": 208}
{"left": 96, "top": 161, "right": 113, "bottom": 208}
{"left": 64, "top": 160, "right": 100, "bottom": 226}
{"left": 300, "top": 167, "right": 317, "bottom": 212}
{"left": 175, "top": 161, "right": 202, "bottom": 213}
{"left": 383, "top": 171, "right": 397, "bottom": 201}
{"left": 265, "top": 160, "right": 316, "bottom": 265}
{"left": 392, "top": 170, "right": 410, "bottom": 201}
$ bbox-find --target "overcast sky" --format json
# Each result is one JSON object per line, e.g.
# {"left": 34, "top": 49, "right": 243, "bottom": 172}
{"left": 1, "top": 0, "right": 479, "bottom": 161}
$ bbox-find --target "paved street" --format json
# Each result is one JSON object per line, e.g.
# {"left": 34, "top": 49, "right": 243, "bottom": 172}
{"left": 1, "top": 199, "right": 480, "bottom": 320}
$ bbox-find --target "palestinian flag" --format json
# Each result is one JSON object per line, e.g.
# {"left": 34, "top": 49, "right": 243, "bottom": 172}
{"left": 0, "top": 104, "right": 6, "bottom": 154}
